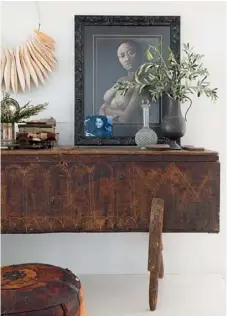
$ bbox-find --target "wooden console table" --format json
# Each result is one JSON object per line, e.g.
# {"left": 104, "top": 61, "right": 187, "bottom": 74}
{"left": 1, "top": 147, "right": 220, "bottom": 310}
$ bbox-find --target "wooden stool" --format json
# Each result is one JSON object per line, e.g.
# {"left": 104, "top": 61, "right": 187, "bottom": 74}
{"left": 148, "top": 198, "right": 164, "bottom": 311}
{"left": 1, "top": 263, "right": 86, "bottom": 316}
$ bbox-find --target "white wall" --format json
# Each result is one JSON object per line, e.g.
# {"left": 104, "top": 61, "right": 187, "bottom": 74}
{"left": 1, "top": 1, "right": 226, "bottom": 276}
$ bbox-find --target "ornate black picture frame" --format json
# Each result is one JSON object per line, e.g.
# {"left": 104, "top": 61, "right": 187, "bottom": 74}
{"left": 74, "top": 15, "right": 180, "bottom": 146}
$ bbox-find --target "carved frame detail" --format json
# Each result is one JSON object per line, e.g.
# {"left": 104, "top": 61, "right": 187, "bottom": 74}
{"left": 74, "top": 15, "right": 181, "bottom": 145}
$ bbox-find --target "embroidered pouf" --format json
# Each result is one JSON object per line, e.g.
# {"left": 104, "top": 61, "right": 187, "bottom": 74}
{"left": 1, "top": 263, "right": 86, "bottom": 316}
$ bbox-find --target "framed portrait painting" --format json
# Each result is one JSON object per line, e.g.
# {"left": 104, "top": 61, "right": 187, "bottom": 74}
{"left": 74, "top": 15, "right": 180, "bottom": 145}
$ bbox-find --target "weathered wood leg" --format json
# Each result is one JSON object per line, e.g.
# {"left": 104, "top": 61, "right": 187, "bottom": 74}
{"left": 148, "top": 198, "right": 164, "bottom": 311}
{"left": 149, "top": 272, "right": 158, "bottom": 311}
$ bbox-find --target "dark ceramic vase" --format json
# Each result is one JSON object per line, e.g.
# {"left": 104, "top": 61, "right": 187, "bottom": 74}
{"left": 161, "top": 98, "right": 186, "bottom": 150}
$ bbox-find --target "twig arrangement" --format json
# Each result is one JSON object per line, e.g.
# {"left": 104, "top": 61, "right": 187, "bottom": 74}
{"left": 1, "top": 91, "right": 47, "bottom": 123}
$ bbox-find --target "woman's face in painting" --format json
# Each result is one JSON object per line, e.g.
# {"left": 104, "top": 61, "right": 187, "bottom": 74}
{"left": 95, "top": 117, "right": 104, "bottom": 129}
{"left": 117, "top": 42, "right": 137, "bottom": 71}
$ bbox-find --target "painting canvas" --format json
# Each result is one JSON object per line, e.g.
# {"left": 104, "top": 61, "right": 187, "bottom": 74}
{"left": 74, "top": 16, "right": 180, "bottom": 145}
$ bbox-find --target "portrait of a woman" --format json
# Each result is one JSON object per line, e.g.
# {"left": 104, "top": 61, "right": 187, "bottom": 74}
{"left": 75, "top": 16, "right": 178, "bottom": 145}
{"left": 99, "top": 40, "right": 144, "bottom": 124}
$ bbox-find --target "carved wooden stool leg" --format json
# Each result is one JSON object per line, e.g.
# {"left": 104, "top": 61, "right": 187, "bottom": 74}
{"left": 148, "top": 198, "right": 164, "bottom": 311}
{"left": 149, "top": 272, "right": 159, "bottom": 311}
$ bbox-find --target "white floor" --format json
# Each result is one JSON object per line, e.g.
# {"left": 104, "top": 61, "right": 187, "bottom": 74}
{"left": 79, "top": 274, "right": 226, "bottom": 316}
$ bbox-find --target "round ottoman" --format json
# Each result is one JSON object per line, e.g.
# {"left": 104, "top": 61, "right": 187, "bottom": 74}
{"left": 1, "top": 263, "right": 86, "bottom": 316}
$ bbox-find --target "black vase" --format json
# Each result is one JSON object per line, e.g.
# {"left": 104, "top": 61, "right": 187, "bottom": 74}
{"left": 161, "top": 98, "right": 186, "bottom": 150}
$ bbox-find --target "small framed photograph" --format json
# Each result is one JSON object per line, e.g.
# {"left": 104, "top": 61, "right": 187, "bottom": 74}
{"left": 74, "top": 15, "right": 180, "bottom": 145}
{"left": 84, "top": 115, "right": 113, "bottom": 137}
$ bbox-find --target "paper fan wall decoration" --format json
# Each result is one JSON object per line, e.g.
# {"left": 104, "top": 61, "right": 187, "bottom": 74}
{"left": 0, "top": 3, "right": 57, "bottom": 93}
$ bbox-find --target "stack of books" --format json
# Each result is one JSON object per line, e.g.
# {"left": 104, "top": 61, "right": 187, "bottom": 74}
{"left": 16, "top": 121, "right": 58, "bottom": 149}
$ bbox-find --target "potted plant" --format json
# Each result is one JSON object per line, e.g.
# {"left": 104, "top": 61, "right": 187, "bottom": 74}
{"left": 1, "top": 92, "right": 48, "bottom": 145}
{"left": 115, "top": 43, "right": 218, "bottom": 149}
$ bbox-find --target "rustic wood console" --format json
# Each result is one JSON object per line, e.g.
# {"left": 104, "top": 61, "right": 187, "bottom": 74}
{"left": 1, "top": 147, "right": 220, "bottom": 310}
{"left": 1, "top": 147, "right": 220, "bottom": 234}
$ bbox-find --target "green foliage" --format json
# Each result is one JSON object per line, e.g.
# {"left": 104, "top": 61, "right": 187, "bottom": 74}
{"left": 115, "top": 42, "right": 218, "bottom": 105}
{"left": 1, "top": 92, "right": 48, "bottom": 123}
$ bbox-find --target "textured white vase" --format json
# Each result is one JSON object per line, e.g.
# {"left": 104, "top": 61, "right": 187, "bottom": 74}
{"left": 135, "top": 100, "right": 158, "bottom": 148}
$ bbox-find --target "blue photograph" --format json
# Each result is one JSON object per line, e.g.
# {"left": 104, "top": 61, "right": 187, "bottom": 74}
{"left": 84, "top": 115, "right": 113, "bottom": 137}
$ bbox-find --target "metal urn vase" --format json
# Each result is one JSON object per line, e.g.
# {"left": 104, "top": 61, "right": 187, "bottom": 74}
{"left": 1, "top": 123, "right": 16, "bottom": 147}
{"left": 135, "top": 100, "right": 158, "bottom": 148}
{"left": 161, "top": 98, "right": 186, "bottom": 150}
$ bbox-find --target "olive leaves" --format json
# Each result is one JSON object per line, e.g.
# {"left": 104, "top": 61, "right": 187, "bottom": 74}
{"left": 115, "top": 42, "right": 218, "bottom": 104}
